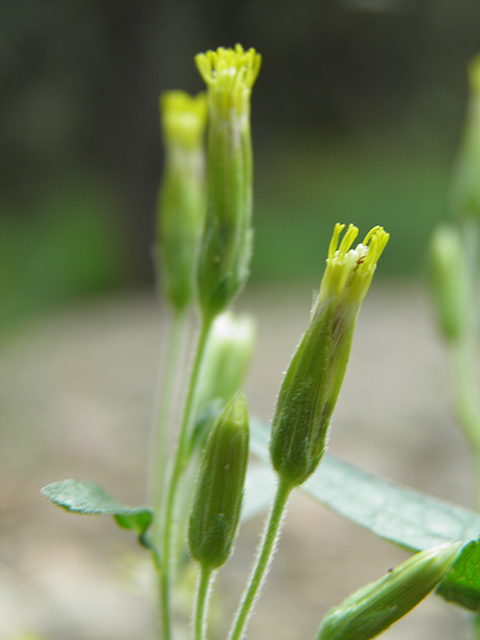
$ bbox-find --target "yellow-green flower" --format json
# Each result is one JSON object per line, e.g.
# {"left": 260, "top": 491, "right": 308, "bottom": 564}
{"left": 157, "top": 91, "right": 208, "bottom": 310}
{"left": 160, "top": 90, "right": 208, "bottom": 149}
{"left": 270, "top": 224, "right": 389, "bottom": 488}
{"left": 195, "top": 44, "right": 261, "bottom": 117}
{"left": 317, "top": 223, "right": 389, "bottom": 312}
{"left": 195, "top": 45, "right": 261, "bottom": 320}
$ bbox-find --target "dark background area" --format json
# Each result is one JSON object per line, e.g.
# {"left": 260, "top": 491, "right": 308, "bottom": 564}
{"left": 2, "top": 0, "right": 480, "bottom": 333}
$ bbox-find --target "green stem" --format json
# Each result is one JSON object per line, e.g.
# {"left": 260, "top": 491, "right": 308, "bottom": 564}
{"left": 450, "top": 340, "right": 480, "bottom": 444}
{"left": 449, "top": 338, "right": 480, "bottom": 510}
{"left": 194, "top": 566, "right": 214, "bottom": 640}
{"left": 152, "top": 307, "right": 189, "bottom": 550}
{"left": 160, "top": 316, "right": 213, "bottom": 640}
{"left": 228, "top": 478, "right": 292, "bottom": 640}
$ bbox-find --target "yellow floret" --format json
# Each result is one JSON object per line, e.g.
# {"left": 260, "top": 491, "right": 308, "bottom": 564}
{"left": 195, "top": 44, "right": 261, "bottom": 115}
{"left": 160, "top": 90, "right": 208, "bottom": 148}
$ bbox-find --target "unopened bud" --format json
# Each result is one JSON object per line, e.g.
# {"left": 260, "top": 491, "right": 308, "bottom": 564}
{"left": 188, "top": 393, "right": 249, "bottom": 569}
{"left": 428, "top": 225, "right": 468, "bottom": 341}
{"left": 195, "top": 45, "right": 261, "bottom": 320}
{"left": 270, "top": 224, "right": 389, "bottom": 487}
{"left": 157, "top": 90, "right": 208, "bottom": 310}
{"left": 316, "top": 542, "right": 461, "bottom": 640}
{"left": 197, "top": 311, "right": 256, "bottom": 415}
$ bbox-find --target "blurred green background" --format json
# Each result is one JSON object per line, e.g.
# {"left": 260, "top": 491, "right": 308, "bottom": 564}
{"left": 2, "top": 0, "right": 479, "bottom": 334}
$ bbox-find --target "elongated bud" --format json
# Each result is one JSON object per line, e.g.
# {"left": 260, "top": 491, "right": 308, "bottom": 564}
{"left": 316, "top": 542, "right": 462, "bottom": 640}
{"left": 157, "top": 90, "right": 208, "bottom": 310}
{"left": 428, "top": 225, "right": 469, "bottom": 341}
{"left": 451, "top": 53, "right": 480, "bottom": 220}
{"left": 270, "top": 224, "right": 389, "bottom": 487}
{"left": 188, "top": 393, "right": 249, "bottom": 569}
{"left": 197, "top": 311, "right": 256, "bottom": 414}
{"left": 195, "top": 45, "right": 261, "bottom": 320}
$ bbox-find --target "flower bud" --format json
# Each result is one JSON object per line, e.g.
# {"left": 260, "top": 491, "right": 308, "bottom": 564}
{"left": 270, "top": 224, "right": 389, "bottom": 488}
{"left": 428, "top": 225, "right": 468, "bottom": 341}
{"left": 316, "top": 542, "right": 462, "bottom": 640}
{"left": 157, "top": 90, "right": 208, "bottom": 310}
{"left": 197, "top": 311, "right": 256, "bottom": 415}
{"left": 451, "top": 53, "right": 480, "bottom": 220}
{"left": 195, "top": 45, "right": 261, "bottom": 320}
{"left": 188, "top": 393, "right": 249, "bottom": 569}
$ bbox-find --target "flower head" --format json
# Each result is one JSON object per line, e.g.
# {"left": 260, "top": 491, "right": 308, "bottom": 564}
{"left": 157, "top": 90, "right": 208, "bottom": 310}
{"left": 195, "top": 45, "right": 261, "bottom": 320}
{"left": 316, "top": 223, "right": 389, "bottom": 315}
{"left": 160, "top": 90, "right": 208, "bottom": 149}
{"left": 195, "top": 45, "right": 261, "bottom": 116}
{"left": 270, "top": 224, "right": 388, "bottom": 488}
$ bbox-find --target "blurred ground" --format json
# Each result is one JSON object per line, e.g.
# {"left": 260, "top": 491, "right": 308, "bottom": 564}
{"left": 0, "top": 281, "right": 476, "bottom": 640}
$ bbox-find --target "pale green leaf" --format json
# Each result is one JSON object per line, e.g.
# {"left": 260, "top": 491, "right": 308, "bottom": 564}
{"left": 41, "top": 479, "right": 153, "bottom": 538}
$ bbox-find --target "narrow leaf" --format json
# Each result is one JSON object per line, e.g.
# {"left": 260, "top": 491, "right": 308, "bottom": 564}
{"left": 41, "top": 479, "right": 153, "bottom": 538}
{"left": 250, "top": 418, "right": 480, "bottom": 612}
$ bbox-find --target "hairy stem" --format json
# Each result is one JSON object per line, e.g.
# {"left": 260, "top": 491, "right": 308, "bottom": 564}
{"left": 151, "top": 307, "right": 189, "bottom": 551}
{"left": 194, "top": 566, "right": 214, "bottom": 640}
{"left": 228, "top": 478, "right": 292, "bottom": 640}
{"left": 160, "top": 317, "right": 213, "bottom": 640}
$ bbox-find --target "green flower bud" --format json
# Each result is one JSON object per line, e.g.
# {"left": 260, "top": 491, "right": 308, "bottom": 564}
{"left": 451, "top": 53, "right": 480, "bottom": 220}
{"left": 316, "top": 542, "right": 462, "bottom": 640}
{"left": 270, "top": 224, "right": 389, "bottom": 488}
{"left": 188, "top": 393, "right": 249, "bottom": 569}
{"left": 428, "top": 225, "right": 469, "bottom": 341}
{"left": 195, "top": 45, "right": 261, "bottom": 320}
{"left": 157, "top": 90, "right": 208, "bottom": 310}
{"left": 197, "top": 311, "right": 256, "bottom": 414}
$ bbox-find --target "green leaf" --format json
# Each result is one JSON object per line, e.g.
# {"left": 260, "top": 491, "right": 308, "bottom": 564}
{"left": 437, "top": 539, "right": 480, "bottom": 612}
{"left": 41, "top": 479, "right": 153, "bottom": 539}
{"left": 250, "top": 418, "right": 480, "bottom": 612}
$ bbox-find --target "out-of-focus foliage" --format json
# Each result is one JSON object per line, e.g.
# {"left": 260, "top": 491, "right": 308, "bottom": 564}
{"left": 253, "top": 135, "right": 451, "bottom": 280}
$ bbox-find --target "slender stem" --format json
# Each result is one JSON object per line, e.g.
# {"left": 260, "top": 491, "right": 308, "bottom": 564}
{"left": 450, "top": 340, "right": 480, "bottom": 446}
{"left": 151, "top": 307, "right": 189, "bottom": 549}
{"left": 160, "top": 316, "right": 213, "bottom": 640}
{"left": 194, "top": 566, "right": 214, "bottom": 640}
{"left": 228, "top": 478, "right": 292, "bottom": 640}
{"left": 461, "top": 217, "right": 479, "bottom": 321}
{"left": 449, "top": 334, "right": 480, "bottom": 510}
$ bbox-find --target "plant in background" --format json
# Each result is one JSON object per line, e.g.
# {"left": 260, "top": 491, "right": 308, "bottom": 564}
{"left": 41, "top": 45, "right": 480, "bottom": 640}
{"left": 429, "top": 54, "right": 480, "bottom": 495}
{"left": 156, "top": 90, "right": 208, "bottom": 313}
{"left": 428, "top": 50, "right": 480, "bottom": 640}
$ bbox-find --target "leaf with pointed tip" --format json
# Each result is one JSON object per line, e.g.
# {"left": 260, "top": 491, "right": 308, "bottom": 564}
{"left": 249, "top": 418, "right": 480, "bottom": 612}
{"left": 41, "top": 479, "right": 153, "bottom": 538}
